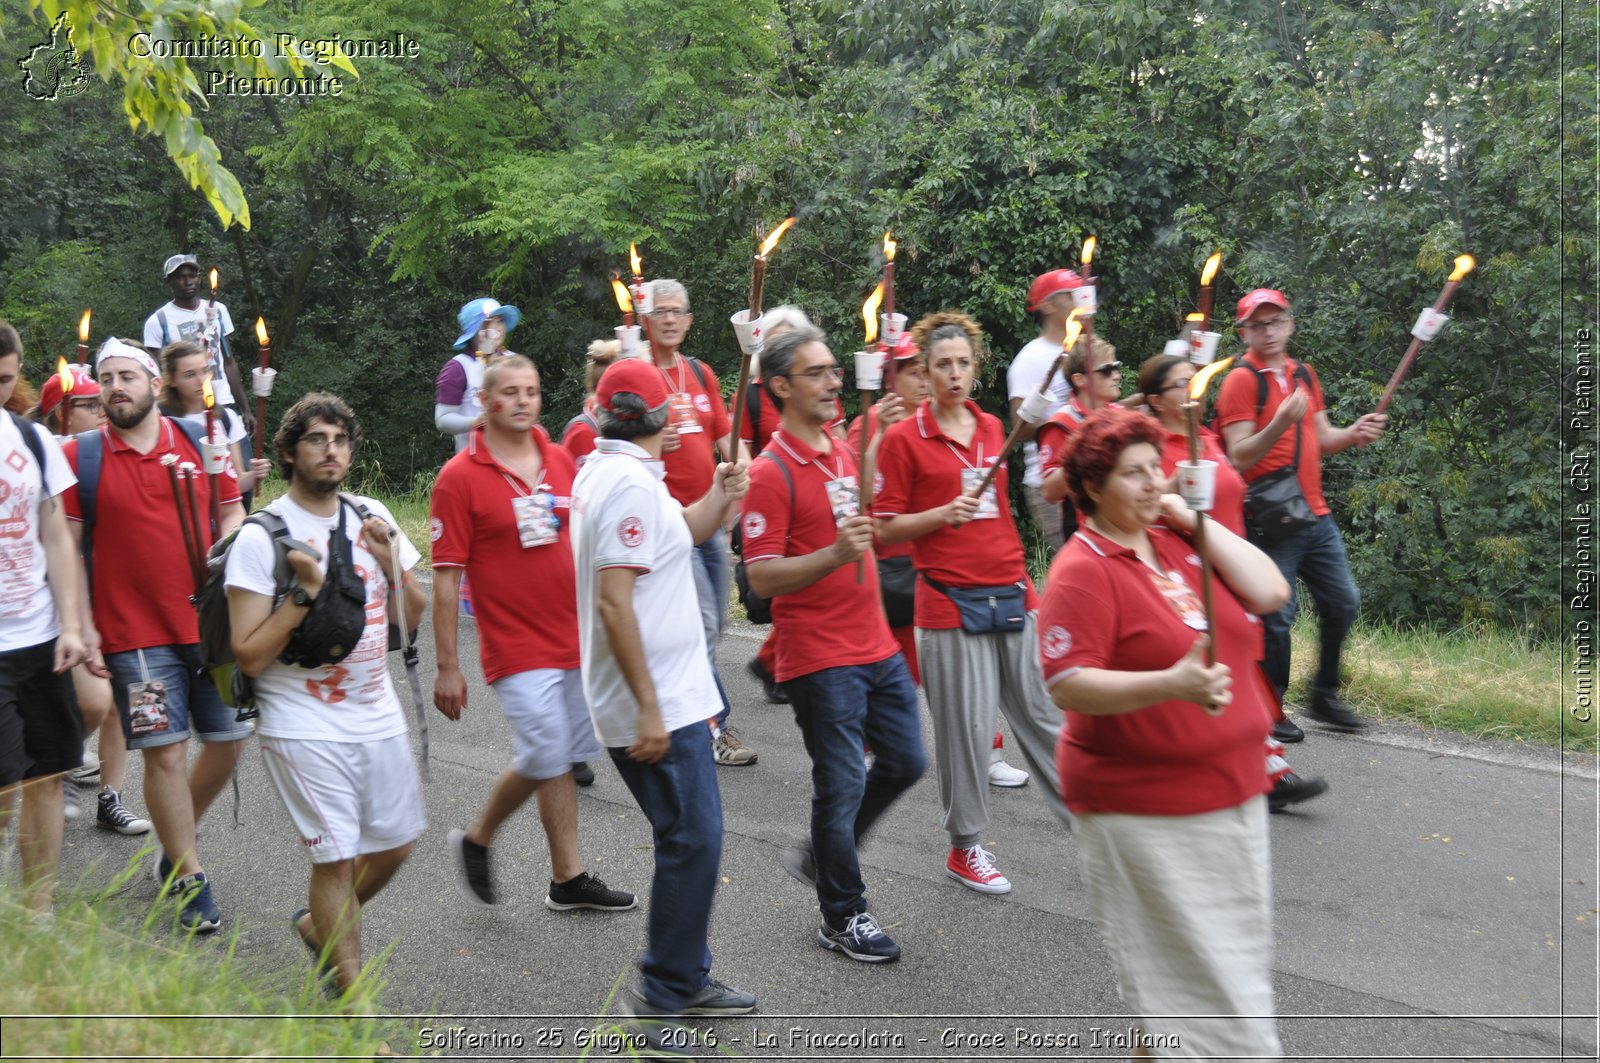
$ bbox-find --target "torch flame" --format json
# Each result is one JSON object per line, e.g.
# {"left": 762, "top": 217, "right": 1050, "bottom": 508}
{"left": 1200, "top": 251, "right": 1223, "bottom": 287}
{"left": 255, "top": 317, "right": 269, "bottom": 345}
{"left": 883, "top": 231, "right": 897, "bottom": 262}
{"left": 201, "top": 375, "right": 216, "bottom": 410}
{"left": 758, "top": 217, "right": 798, "bottom": 258}
{"left": 629, "top": 243, "right": 643, "bottom": 277}
{"left": 1449, "top": 254, "right": 1476, "bottom": 282}
{"left": 862, "top": 283, "right": 884, "bottom": 345}
{"left": 57, "top": 357, "right": 73, "bottom": 395}
{"left": 1063, "top": 308, "right": 1085, "bottom": 353}
{"left": 78, "top": 309, "right": 91, "bottom": 343}
{"left": 1185, "top": 312, "right": 1204, "bottom": 324}
{"left": 1081, "top": 236, "right": 1097, "bottom": 269}
{"left": 1189, "top": 357, "right": 1235, "bottom": 401}
{"left": 611, "top": 277, "right": 634, "bottom": 315}
{"left": 208, "top": 267, "right": 219, "bottom": 294}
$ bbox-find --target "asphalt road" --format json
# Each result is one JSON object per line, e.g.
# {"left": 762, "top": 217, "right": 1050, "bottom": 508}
{"left": 45, "top": 615, "right": 1600, "bottom": 1062}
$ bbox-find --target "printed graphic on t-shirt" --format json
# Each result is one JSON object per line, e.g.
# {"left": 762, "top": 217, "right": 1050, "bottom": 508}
{"left": 0, "top": 460, "right": 39, "bottom": 616}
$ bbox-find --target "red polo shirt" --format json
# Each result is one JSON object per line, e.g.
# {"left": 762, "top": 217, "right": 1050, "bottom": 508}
{"left": 874, "top": 401, "right": 1037, "bottom": 630}
{"left": 740, "top": 430, "right": 899, "bottom": 682}
{"left": 561, "top": 402, "right": 601, "bottom": 469}
{"left": 1035, "top": 395, "right": 1088, "bottom": 475}
{"left": 62, "top": 420, "right": 241, "bottom": 654}
{"left": 651, "top": 354, "right": 731, "bottom": 505}
{"left": 1214, "top": 351, "right": 1329, "bottom": 516}
{"left": 1039, "top": 524, "right": 1271, "bottom": 816}
{"left": 430, "top": 428, "right": 580, "bottom": 680}
{"left": 1158, "top": 425, "right": 1248, "bottom": 538}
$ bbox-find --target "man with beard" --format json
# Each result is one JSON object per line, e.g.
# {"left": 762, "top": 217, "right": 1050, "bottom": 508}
{"left": 431, "top": 356, "right": 636, "bottom": 913}
{"left": 62, "top": 339, "right": 247, "bottom": 933}
{"left": 227, "top": 393, "right": 427, "bottom": 993}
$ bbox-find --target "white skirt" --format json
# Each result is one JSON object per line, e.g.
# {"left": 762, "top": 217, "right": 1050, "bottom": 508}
{"left": 1075, "top": 795, "right": 1281, "bottom": 1059}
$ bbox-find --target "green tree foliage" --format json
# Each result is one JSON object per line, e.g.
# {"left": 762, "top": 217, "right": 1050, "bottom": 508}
{"left": 0, "top": 0, "right": 1583, "bottom": 634}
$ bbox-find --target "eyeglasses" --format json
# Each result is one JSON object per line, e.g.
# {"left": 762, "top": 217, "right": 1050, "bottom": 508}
{"left": 1161, "top": 380, "right": 1194, "bottom": 393}
{"left": 1241, "top": 316, "right": 1293, "bottom": 332}
{"left": 1092, "top": 362, "right": 1124, "bottom": 377}
{"left": 68, "top": 399, "right": 103, "bottom": 413}
{"left": 649, "top": 307, "right": 688, "bottom": 320}
{"left": 300, "top": 432, "right": 352, "bottom": 451}
{"left": 789, "top": 365, "right": 843, "bottom": 381}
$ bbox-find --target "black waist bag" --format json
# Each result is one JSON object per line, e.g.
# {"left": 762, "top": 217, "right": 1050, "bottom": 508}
{"left": 922, "top": 574, "right": 1027, "bottom": 635}
{"left": 878, "top": 555, "right": 916, "bottom": 629}
{"left": 281, "top": 504, "right": 367, "bottom": 668}
{"left": 1244, "top": 467, "right": 1318, "bottom": 544}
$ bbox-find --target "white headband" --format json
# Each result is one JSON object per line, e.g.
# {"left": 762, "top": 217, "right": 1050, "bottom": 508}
{"left": 94, "top": 338, "right": 159, "bottom": 378}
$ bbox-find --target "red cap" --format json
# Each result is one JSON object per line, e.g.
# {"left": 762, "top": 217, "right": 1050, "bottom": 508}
{"left": 595, "top": 358, "right": 669, "bottom": 420}
{"left": 1026, "top": 268, "right": 1085, "bottom": 312}
{"left": 882, "top": 333, "right": 920, "bottom": 361}
{"left": 1236, "top": 289, "right": 1291, "bottom": 320}
{"left": 39, "top": 365, "right": 100, "bottom": 417}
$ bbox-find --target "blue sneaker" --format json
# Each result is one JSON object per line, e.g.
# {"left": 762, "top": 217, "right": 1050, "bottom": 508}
{"left": 176, "top": 872, "right": 221, "bottom": 934}
{"left": 819, "top": 911, "right": 901, "bottom": 963}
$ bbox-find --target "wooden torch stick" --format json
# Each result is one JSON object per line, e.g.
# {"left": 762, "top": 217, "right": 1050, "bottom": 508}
{"left": 1375, "top": 254, "right": 1475, "bottom": 416}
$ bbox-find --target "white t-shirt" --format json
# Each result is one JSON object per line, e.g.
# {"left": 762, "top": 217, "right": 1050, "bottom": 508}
{"left": 0, "top": 417, "right": 75, "bottom": 652}
{"left": 1007, "top": 336, "right": 1070, "bottom": 487}
{"left": 143, "top": 301, "right": 238, "bottom": 407}
{"left": 570, "top": 438, "right": 715, "bottom": 746}
{"left": 224, "top": 494, "right": 421, "bottom": 742}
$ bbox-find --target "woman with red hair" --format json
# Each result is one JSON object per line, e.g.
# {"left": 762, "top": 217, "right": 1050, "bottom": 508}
{"left": 1041, "top": 405, "right": 1289, "bottom": 1058}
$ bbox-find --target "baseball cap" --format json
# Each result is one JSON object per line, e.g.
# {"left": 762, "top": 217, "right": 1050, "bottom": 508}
{"left": 453, "top": 297, "right": 523, "bottom": 351}
{"left": 595, "top": 358, "right": 669, "bottom": 420}
{"left": 39, "top": 365, "right": 100, "bottom": 417}
{"left": 1026, "top": 268, "right": 1085, "bottom": 312}
{"left": 95, "top": 338, "right": 160, "bottom": 378}
{"left": 886, "top": 333, "right": 920, "bottom": 361}
{"left": 163, "top": 253, "right": 199, "bottom": 277}
{"left": 1236, "top": 289, "right": 1292, "bottom": 320}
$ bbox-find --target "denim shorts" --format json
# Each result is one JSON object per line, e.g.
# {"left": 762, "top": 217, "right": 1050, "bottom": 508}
{"left": 106, "top": 644, "right": 255, "bottom": 750}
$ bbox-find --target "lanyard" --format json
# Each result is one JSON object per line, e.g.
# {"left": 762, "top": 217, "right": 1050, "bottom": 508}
{"left": 941, "top": 438, "right": 985, "bottom": 472}
{"left": 775, "top": 432, "right": 849, "bottom": 484}
{"left": 657, "top": 355, "right": 690, "bottom": 395}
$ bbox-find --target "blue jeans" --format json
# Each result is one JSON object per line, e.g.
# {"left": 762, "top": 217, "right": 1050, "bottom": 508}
{"left": 785, "top": 654, "right": 927, "bottom": 923}
{"left": 608, "top": 722, "right": 723, "bottom": 1010}
{"left": 690, "top": 529, "right": 732, "bottom": 726}
{"left": 106, "top": 643, "right": 253, "bottom": 750}
{"left": 1254, "top": 514, "right": 1361, "bottom": 705}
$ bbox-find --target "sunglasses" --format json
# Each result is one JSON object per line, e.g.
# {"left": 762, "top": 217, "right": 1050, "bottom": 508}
{"left": 1092, "top": 362, "right": 1124, "bottom": 377}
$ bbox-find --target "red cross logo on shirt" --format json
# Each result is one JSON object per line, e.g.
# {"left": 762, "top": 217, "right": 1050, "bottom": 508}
{"left": 618, "top": 516, "right": 645, "bottom": 548}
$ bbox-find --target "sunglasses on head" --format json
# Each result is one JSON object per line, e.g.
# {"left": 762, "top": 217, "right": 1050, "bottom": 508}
{"left": 1092, "top": 362, "right": 1123, "bottom": 377}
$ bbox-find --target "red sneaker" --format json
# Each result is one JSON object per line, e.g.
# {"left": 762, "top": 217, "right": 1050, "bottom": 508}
{"left": 945, "top": 844, "right": 1012, "bottom": 895}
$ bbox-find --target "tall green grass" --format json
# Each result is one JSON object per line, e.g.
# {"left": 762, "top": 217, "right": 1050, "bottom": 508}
{"left": 0, "top": 856, "right": 404, "bottom": 1059}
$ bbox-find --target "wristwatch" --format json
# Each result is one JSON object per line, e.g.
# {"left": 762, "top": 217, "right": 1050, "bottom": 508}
{"left": 288, "top": 584, "right": 314, "bottom": 607}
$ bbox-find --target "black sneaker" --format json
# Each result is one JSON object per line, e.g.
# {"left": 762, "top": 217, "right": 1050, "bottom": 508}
{"left": 1269, "top": 772, "right": 1331, "bottom": 813}
{"left": 778, "top": 840, "right": 816, "bottom": 887}
{"left": 571, "top": 762, "right": 595, "bottom": 787}
{"left": 678, "top": 977, "right": 757, "bottom": 1016}
{"left": 448, "top": 829, "right": 496, "bottom": 906}
{"left": 150, "top": 852, "right": 176, "bottom": 895}
{"left": 1307, "top": 695, "right": 1367, "bottom": 733}
{"left": 746, "top": 658, "right": 789, "bottom": 704}
{"left": 1271, "top": 717, "right": 1305, "bottom": 744}
{"left": 545, "top": 871, "right": 637, "bottom": 912}
{"left": 175, "top": 872, "right": 221, "bottom": 934}
{"left": 96, "top": 788, "right": 153, "bottom": 836}
{"left": 819, "top": 911, "right": 901, "bottom": 963}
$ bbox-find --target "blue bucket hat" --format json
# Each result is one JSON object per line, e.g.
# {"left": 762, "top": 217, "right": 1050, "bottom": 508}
{"left": 453, "top": 297, "right": 523, "bottom": 351}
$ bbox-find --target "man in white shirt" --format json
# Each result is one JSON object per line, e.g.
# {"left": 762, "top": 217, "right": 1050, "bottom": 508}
{"left": 570, "top": 358, "right": 756, "bottom": 1028}
{"left": 1007, "top": 268, "right": 1088, "bottom": 551}
{"left": 0, "top": 322, "right": 90, "bottom": 915}
{"left": 143, "top": 254, "right": 250, "bottom": 435}
{"left": 226, "top": 392, "right": 427, "bottom": 995}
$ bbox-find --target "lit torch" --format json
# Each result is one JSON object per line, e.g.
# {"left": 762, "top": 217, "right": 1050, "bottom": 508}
{"left": 54, "top": 358, "right": 73, "bottom": 437}
{"left": 970, "top": 310, "right": 1085, "bottom": 502}
{"left": 1078, "top": 235, "right": 1100, "bottom": 409}
{"left": 881, "top": 232, "right": 898, "bottom": 390}
{"left": 856, "top": 282, "right": 885, "bottom": 584}
{"left": 611, "top": 276, "right": 635, "bottom": 327}
{"left": 76, "top": 309, "right": 91, "bottom": 364}
{"left": 1197, "top": 250, "right": 1223, "bottom": 330}
{"left": 730, "top": 217, "right": 798, "bottom": 458}
{"left": 1180, "top": 354, "right": 1235, "bottom": 717}
{"left": 1375, "top": 254, "right": 1475, "bottom": 417}
{"left": 252, "top": 318, "right": 271, "bottom": 454}
{"left": 201, "top": 375, "right": 221, "bottom": 531}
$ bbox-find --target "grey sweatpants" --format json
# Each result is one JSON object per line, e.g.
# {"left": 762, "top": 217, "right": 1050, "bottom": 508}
{"left": 917, "top": 614, "right": 1064, "bottom": 849}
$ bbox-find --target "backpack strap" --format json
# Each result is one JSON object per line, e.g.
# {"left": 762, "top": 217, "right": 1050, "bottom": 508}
{"left": 73, "top": 428, "right": 104, "bottom": 588}
{"left": 685, "top": 356, "right": 712, "bottom": 393}
{"left": 1250, "top": 362, "right": 1312, "bottom": 473}
{"left": 9, "top": 412, "right": 49, "bottom": 498}
{"left": 756, "top": 448, "right": 795, "bottom": 550}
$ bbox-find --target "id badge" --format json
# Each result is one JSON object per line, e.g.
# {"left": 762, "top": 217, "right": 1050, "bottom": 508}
{"left": 1151, "top": 569, "right": 1209, "bottom": 631}
{"left": 513, "top": 493, "right": 559, "bottom": 548}
{"left": 669, "top": 392, "right": 702, "bottom": 433}
{"left": 824, "top": 476, "right": 860, "bottom": 526}
{"left": 961, "top": 467, "right": 1000, "bottom": 519}
{"left": 127, "top": 680, "right": 171, "bottom": 737}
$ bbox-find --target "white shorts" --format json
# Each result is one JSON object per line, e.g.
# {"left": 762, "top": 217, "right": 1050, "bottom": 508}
{"left": 494, "top": 668, "right": 601, "bottom": 781}
{"left": 259, "top": 732, "right": 426, "bottom": 865}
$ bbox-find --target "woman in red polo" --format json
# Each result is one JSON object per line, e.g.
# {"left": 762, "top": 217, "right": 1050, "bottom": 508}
{"left": 1040, "top": 406, "right": 1289, "bottom": 1058}
{"left": 1138, "top": 353, "right": 1328, "bottom": 812}
{"left": 874, "top": 311, "right": 1064, "bottom": 895}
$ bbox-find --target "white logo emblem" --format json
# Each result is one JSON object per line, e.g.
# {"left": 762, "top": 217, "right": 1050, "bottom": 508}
{"left": 1042, "top": 625, "right": 1072, "bottom": 659}
{"left": 743, "top": 512, "right": 767, "bottom": 539}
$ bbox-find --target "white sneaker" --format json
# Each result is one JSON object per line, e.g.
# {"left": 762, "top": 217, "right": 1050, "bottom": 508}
{"left": 60, "top": 778, "right": 80, "bottom": 822}
{"left": 988, "top": 749, "right": 1029, "bottom": 788}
